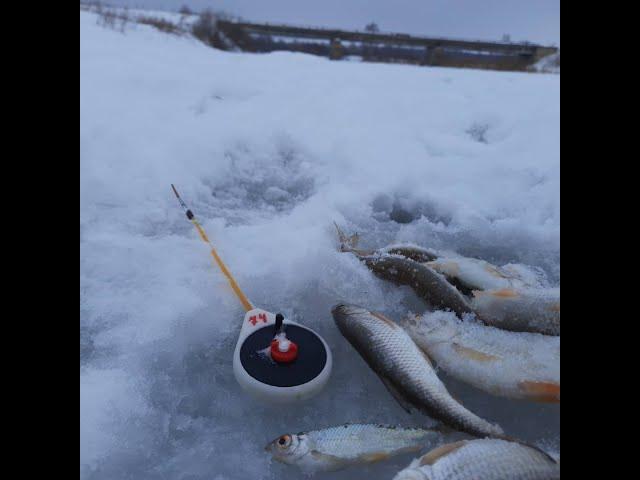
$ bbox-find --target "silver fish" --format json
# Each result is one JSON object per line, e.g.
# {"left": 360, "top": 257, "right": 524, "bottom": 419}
{"left": 334, "top": 223, "right": 438, "bottom": 263}
{"left": 332, "top": 304, "right": 504, "bottom": 438}
{"left": 334, "top": 225, "right": 559, "bottom": 335}
{"left": 393, "top": 439, "right": 560, "bottom": 480}
{"left": 335, "top": 225, "right": 470, "bottom": 315}
{"left": 472, "top": 288, "right": 560, "bottom": 336}
{"left": 361, "top": 255, "right": 475, "bottom": 319}
{"left": 425, "top": 257, "right": 543, "bottom": 292}
{"left": 265, "top": 423, "right": 442, "bottom": 473}
{"left": 404, "top": 311, "right": 560, "bottom": 402}
{"left": 382, "top": 245, "right": 439, "bottom": 263}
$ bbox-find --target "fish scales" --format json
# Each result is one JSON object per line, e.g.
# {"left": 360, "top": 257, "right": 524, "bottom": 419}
{"left": 394, "top": 438, "right": 560, "bottom": 480}
{"left": 335, "top": 227, "right": 559, "bottom": 333}
{"left": 308, "top": 424, "right": 433, "bottom": 459}
{"left": 362, "top": 255, "right": 474, "bottom": 318}
{"left": 404, "top": 312, "right": 560, "bottom": 402}
{"left": 382, "top": 245, "right": 439, "bottom": 263}
{"left": 472, "top": 287, "right": 560, "bottom": 336}
{"left": 265, "top": 424, "right": 441, "bottom": 473}
{"left": 426, "top": 257, "right": 543, "bottom": 292}
{"left": 332, "top": 304, "right": 504, "bottom": 438}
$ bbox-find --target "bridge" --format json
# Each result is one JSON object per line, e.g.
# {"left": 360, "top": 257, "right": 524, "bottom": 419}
{"left": 217, "top": 20, "right": 558, "bottom": 71}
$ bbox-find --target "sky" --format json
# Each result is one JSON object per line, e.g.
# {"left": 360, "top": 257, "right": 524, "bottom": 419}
{"left": 102, "top": 0, "right": 560, "bottom": 46}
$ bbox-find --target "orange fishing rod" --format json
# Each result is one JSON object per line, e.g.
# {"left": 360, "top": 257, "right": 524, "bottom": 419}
{"left": 171, "top": 184, "right": 253, "bottom": 312}
{"left": 172, "top": 185, "right": 332, "bottom": 404}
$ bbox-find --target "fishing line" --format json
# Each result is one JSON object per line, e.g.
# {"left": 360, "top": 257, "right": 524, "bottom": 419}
{"left": 171, "top": 184, "right": 332, "bottom": 404}
{"left": 171, "top": 184, "right": 254, "bottom": 312}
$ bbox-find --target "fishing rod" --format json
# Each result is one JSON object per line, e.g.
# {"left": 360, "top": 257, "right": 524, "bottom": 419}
{"left": 171, "top": 184, "right": 332, "bottom": 404}
{"left": 171, "top": 184, "right": 253, "bottom": 312}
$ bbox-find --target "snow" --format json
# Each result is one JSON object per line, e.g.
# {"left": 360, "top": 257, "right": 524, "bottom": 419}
{"left": 80, "top": 9, "right": 559, "bottom": 480}
{"left": 530, "top": 52, "right": 560, "bottom": 74}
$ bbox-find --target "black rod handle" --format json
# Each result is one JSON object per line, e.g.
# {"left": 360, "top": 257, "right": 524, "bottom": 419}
{"left": 274, "top": 313, "right": 285, "bottom": 335}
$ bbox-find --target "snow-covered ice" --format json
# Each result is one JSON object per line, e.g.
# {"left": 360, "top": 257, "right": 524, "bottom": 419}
{"left": 80, "top": 10, "right": 559, "bottom": 480}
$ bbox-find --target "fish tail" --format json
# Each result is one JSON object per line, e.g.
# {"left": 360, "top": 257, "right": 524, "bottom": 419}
{"left": 518, "top": 381, "right": 560, "bottom": 403}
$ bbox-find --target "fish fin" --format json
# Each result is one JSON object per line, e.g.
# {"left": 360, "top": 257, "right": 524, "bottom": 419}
{"left": 357, "top": 451, "right": 392, "bottom": 463}
{"left": 484, "top": 264, "right": 511, "bottom": 279}
{"left": 333, "top": 222, "right": 350, "bottom": 250}
{"left": 452, "top": 343, "right": 500, "bottom": 362}
{"left": 518, "top": 381, "right": 560, "bottom": 403}
{"left": 379, "top": 375, "right": 413, "bottom": 414}
{"left": 349, "top": 233, "right": 361, "bottom": 248}
{"left": 310, "top": 450, "right": 349, "bottom": 470}
{"left": 386, "top": 246, "right": 438, "bottom": 263}
{"left": 419, "top": 441, "right": 468, "bottom": 466}
{"left": 486, "top": 288, "right": 520, "bottom": 298}
{"left": 333, "top": 222, "right": 360, "bottom": 250}
{"left": 429, "top": 422, "right": 460, "bottom": 436}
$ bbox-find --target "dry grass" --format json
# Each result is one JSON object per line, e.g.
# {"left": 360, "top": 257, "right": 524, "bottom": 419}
{"left": 137, "top": 16, "right": 183, "bottom": 35}
{"left": 192, "top": 10, "right": 220, "bottom": 46}
{"left": 83, "top": 3, "right": 184, "bottom": 36}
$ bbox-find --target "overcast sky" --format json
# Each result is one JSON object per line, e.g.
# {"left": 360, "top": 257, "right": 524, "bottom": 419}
{"left": 104, "top": 0, "right": 559, "bottom": 45}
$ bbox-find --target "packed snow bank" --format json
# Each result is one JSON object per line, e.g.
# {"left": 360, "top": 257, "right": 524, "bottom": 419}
{"left": 530, "top": 52, "right": 560, "bottom": 74}
{"left": 80, "top": 10, "right": 559, "bottom": 480}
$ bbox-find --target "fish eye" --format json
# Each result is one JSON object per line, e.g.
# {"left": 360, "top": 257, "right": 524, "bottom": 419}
{"left": 277, "top": 435, "right": 291, "bottom": 448}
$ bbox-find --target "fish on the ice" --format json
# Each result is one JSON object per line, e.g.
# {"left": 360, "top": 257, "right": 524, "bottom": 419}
{"left": 403, "top": 311, "right": 560, "bottom": 402}
{"left": 332, "top": 304, "right": 504, "bottom": 438}
{"left": 334, "top": 224, "right": 560, "bottom": 335}
{"left": 361, "top": 254, "right": 475, "bottom": 319}
{"left": 425, "top": 257, "right": 543, "bottom": 292}
{"left": 335, "top": 223, "right": 471, "bottom": 316}
{"left": 381, "top": 245, "right": 439, "bottom": 263}
{"left": 393, "top": 438, "right": 560, "bottom": 480}
{"left": 472, "top": 287, "right": 560, "bottom": 336}
{"left": 334, "top": 222, "right": 438, "bottom": 263}
{"left": 265, "top": 423, "right": 443, "bottom": 473}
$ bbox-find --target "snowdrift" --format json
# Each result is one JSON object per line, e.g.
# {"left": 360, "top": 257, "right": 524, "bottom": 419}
{"left": 80, "top": 10, "right": 559, "bottom": 480}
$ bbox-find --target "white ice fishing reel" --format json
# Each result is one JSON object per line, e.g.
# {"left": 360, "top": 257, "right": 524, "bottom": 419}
{"left": 172, "top": 185, "right": 332, "bottom": 404}
{"left": 233, "top": 309, "right": 332, "bottom": 403}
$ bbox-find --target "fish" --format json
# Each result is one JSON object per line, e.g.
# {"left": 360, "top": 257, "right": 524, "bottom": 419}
{"left": 403, "top": 311, "right": 560, "bottom": 402}
{"left": 334, "top": 223, "right": 438, "bottom": 263}
{"left": 361, "top": 255, "right": 475, "bottom": 319}
{"left": 382, "top": 245, "right": 439, "bottom": 263}
{"left": 265, "top": 423, "right": 443, "bottom": 473}
{"left": 393, "top": 438, "right": 560, "bottom": 480}
{"left": 333, "top": 225, "right": 559, "bottom": 334}
{"left": 331, "top": 304, "right": 504, "bottom": 438}
{"left": 472, "top": 287, "right": 560, "bottom": 336}
{"left": 335, "top": 224, "right": 464, "bottom": 314}
{"left": 425, "top": 257, "right": 543, "bottom": 292}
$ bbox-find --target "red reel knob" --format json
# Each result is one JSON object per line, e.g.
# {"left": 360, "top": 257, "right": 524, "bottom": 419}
{"left": 270, "top": 339, "right": 298, "bottom": 363}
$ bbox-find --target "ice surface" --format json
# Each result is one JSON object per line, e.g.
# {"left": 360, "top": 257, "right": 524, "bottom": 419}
{"left": 80, "top": 10, "right": 559, "bottom": 480}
